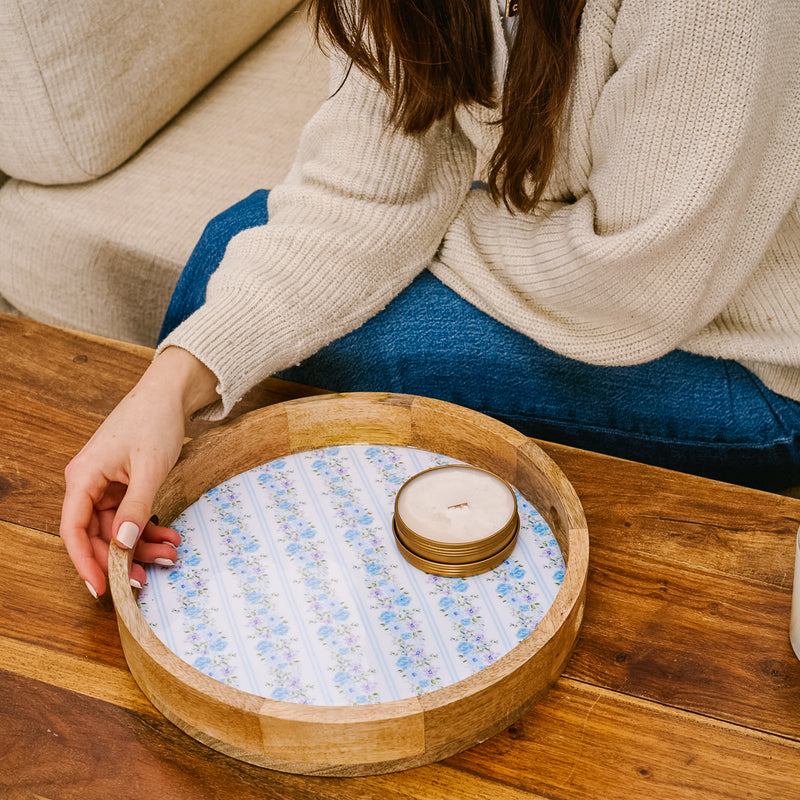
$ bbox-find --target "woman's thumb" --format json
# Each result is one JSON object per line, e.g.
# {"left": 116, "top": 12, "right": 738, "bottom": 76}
{"left": 113, "top": 473, "right": 161, "bottom": 550}
{"left": 115, "top": 518, "right": 142, "bottom": 550}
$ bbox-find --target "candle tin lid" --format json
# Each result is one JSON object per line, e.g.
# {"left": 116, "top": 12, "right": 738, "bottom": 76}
{"left": 393, "top": 464, "right": 520, "bottom": 577}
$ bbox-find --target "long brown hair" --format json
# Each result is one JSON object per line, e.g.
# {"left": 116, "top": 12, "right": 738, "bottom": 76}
{"left": 311, "top": 0, "right": 585, "bottom": 214}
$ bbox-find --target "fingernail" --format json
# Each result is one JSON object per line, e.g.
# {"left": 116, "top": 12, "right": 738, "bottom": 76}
{"left": 130, "top": 578, "right": 143, "bottom": 590}
{"left": 117, "top": 521, "right": 140, "bottom": 549}
{"left": 154, "top": 557, "right": 176, "bottom": 567}
{"left": 162, "top": 540, "right": 178, "bottom": 552}
{"left": 85, "top": 580, "right": 98, "bottom": 600}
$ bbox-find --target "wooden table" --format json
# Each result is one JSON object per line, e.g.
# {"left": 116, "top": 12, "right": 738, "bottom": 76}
{"left": 2, "top": 312, "right": 800, "bottom": 799}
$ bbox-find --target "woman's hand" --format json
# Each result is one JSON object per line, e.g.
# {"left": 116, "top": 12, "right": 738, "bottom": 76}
{"left": 59, "top": 346, "right": 220, "bottom": 598}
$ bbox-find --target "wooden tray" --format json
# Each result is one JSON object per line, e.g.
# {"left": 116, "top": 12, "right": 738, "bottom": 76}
{"left": 109, "top": 392, "right": 589, "bottom": 776}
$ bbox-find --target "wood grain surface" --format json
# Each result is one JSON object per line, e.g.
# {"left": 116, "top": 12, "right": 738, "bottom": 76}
{"left": 2, "top": 313, "right": 800, "bottom": 799}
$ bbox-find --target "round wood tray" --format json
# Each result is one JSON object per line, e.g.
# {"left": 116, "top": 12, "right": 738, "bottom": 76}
{"left": 109, "top": 392, "right": 588, "bottom": 776}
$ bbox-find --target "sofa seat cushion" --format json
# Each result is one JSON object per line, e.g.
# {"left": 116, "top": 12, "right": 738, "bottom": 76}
{"left": 0, "top": 0, "right": 300, "bottom": 184}
{"left": 0, "top": 7, "right": 327, "bottom": 345}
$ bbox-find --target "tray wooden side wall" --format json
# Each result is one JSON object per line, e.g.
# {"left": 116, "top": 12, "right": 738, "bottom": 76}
{"left": 109, "top": 392, "right": 589, "bottom": 776}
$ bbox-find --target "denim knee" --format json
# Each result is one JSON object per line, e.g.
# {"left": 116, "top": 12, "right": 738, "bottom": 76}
{"left": 159, "top": 190, "right": 270, "bottom": 342}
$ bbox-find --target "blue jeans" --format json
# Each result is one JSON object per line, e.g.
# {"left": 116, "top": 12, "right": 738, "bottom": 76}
{"left": 160, "top": 190, "right": 800, "bottom": 491}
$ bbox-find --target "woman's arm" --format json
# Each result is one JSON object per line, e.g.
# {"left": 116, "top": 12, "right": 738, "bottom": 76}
{"left": 159, "top": 56, "right": 478, "bottom": 419}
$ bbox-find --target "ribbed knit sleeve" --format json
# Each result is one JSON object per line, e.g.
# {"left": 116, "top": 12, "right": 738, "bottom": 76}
{"left": 159, "top": 55, "right": 476, "bottom": 417}
{"left": 433, "top": 0, "right": 800, "bottom": 368}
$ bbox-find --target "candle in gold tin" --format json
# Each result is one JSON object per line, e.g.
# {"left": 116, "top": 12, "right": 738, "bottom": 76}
{"left": 393, "top": 465, "right": 519, "bottom": 577}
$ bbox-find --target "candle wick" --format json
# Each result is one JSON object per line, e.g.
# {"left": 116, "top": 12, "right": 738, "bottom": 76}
{"left": 447, "top": 502, "right": 469, "bottom": 510}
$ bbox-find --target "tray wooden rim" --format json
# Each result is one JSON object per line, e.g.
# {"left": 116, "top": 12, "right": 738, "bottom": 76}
{"left": 109, "top": 392, "right": 588, "bottom": 776}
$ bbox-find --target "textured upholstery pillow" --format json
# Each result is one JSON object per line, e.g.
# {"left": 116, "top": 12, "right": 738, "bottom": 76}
{"left": 0, "top": 0, "right": 299, "bottom": 184}
{"left": 0, "top": 7, "right": 328, "bottom": 344}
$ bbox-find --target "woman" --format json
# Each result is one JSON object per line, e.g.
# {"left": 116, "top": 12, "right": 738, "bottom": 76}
{"left": 61, "top": 0, "right": 800, "bottom": 597}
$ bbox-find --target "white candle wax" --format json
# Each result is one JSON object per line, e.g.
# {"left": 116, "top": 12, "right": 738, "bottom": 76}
{"left": 396, "top": 466, "right": 516, "bottom": 544}
{"left": 791, "top": 526, "right": 800, "bottom": 661}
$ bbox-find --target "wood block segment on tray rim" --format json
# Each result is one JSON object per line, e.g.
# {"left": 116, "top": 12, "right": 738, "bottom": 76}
{"left": 286, "top": 391, "right": 414, "bottom": 452}
{"left": 409, "top": 395, "right": 521, "bottom": 481}
{"left": 109, "top": 392, "right": 588, "bottom": 774}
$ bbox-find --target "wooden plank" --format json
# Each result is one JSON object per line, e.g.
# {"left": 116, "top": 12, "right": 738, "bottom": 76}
{"left": 6, "top": 312, "right": 799, "bottom": 576}
{"left": 0, "top": 314, "right": 151, "bottom": 421}
{"left": 0, "top": 670, "right": 542, "bottom": 800}
{"left": 0, "top": 521, "right": 128, "bottom": 669}
{"left": 3, "top": 482, "right": 799, "bottom": 790}
{"left": 447, "top": 679, "right": 800, "bottom": 800}
{"left": 0, "top": 317, "right": 151, "bottom": 452}
{"left": 0, "top": 314, "right": 325, "bottom": 422}
{"left": 0, "top": 389, "right": 98, "bottom": 533}
{"left": 0, "top": 315, "right": 154, "bottom": 534}
{"left": 6, "top": 470, "right": 800, "bottom": 746}
{"left": 565, "top": 545, "right": 800, "bottom": 740}
{"left": 3, "top": 668, "right": 799, "bottom": 800}
{"left": 539, "top": 441, "right": 800, "bottom": 588}
{"left": 0, "top": 314, "right": 323, "bottom": 533}
{"left": 0, "top": 636, "right": 151, "bottom": 715}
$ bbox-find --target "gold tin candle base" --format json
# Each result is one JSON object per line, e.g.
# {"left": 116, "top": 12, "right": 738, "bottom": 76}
{"left": 393, "top": 517, "right": 520, "bottom": 577}
{"left": 393, "top": 464, "right": 520, "bottom": 577}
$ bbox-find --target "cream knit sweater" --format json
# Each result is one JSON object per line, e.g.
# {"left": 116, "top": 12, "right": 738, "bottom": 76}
{"left": 161, "top": 0, "right": 800, "bottom": 419}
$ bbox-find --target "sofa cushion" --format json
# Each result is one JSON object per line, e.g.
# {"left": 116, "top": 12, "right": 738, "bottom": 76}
{"left": 0, "top": 7, "right": 328, "bottom": 344}
{"left": 0, "top": 0, "right": 300, "bottom": 184}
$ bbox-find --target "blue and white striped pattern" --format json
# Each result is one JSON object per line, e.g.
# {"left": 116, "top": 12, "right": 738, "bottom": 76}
{"left": 138, "top": 445, "right": 564, "bottom": 705}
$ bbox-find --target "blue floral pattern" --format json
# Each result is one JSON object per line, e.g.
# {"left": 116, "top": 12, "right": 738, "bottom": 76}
{"left": 204, "top": 482, "right": 310, "bottom": 701}
{"left": 140, "top": 524, "right": 239, "bottom": 684}
{"left": 310, "top": 449, "right": 444, "bottom": 695}
{"left": 138, "top": 445, "right": 564, "bottom": 705}
{"left": 362, "top": 446, "right": 504, "bottom": 670}
{"left": 254, "top": 458, "right": 380, "bottom": 704}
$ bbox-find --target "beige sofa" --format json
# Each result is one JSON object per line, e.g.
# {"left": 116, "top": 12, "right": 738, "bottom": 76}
{"left": 0, "top": 0, "right": 327, "bottom": 345}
